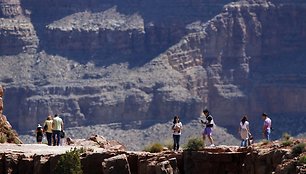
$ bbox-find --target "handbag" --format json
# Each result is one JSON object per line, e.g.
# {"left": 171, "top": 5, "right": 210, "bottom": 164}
{"left": 60, "top": 130, "right": 65, "bottom": 138}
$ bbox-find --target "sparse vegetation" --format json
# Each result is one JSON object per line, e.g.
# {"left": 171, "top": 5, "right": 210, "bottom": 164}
{"left": 54, "top": 147, "right": 83, "bottom": 174}
{"left": 0, "top": 121, "right": 21, "bottom": 144}
{"left": 281, "top": 132, "right": 293, "bottom": 146}
{"left": 163, "top": 139, "right": 173, "bottom": 150}
{"left": 0, "top": 133, "right": 7, "bottom": 143}
{"left": 144, "top": 143, "right": 164, "bottom": 153}
{"left": 282, "top": 132, "right": 291, "bottom": 141}
{"left": 292, "top": 143, "right": 306, "bottom": 156}
{"left": 281, "top": 140, "right": 293, "bottom": 146}
{"left": 184, "top": 137, "right": 204, "bottom": 151}
{"left": 299, "top": 155, "right": 306, "bottom": 164}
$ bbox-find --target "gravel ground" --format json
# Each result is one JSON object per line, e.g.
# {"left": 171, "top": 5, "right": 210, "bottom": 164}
{"left": 19, "top": 119, "right": 239, "bottom": 151}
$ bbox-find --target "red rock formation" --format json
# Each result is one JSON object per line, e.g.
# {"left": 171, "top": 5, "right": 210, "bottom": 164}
{"left": 0, "top": 139, "right": 305, "bottom": 174}
{"left": 0, "top": 85, "right": 22, "bottom": 144}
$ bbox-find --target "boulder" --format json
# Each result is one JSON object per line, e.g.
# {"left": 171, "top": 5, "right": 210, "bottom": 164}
{"left": 102, "top": 154, "right": 131, "bottom": 174}
{"left": 89, "top": 135, "right": 126, "bottom": 151}
{"left": 155, "top": 160, "right": 173, "bottom": 174}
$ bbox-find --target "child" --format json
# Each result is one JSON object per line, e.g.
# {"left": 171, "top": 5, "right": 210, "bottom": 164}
{"left": 36, "top": 124, "right": 43, "bottom": 144}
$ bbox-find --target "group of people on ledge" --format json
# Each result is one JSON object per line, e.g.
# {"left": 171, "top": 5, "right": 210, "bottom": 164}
{"left": 36, "top": 114, "right": 64, "bottom": 146}
{"left": 171, "top": 109, "right": 272, "bottom": 151}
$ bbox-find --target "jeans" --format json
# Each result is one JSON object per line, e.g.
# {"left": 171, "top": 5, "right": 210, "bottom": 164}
{"left": 265, "top": 129, "right": 271, "bottom": 141}
{"left": 173, "top": 134, "right": 180, "bottom": 151}
{"left": 241, "top": 139, "right": 248, "bottom": 147}
{"left": 52, "top": 130, "right": 61, "bottom": 146}
{"left": 46, "top": 132, "right": 52, "bottom": 146}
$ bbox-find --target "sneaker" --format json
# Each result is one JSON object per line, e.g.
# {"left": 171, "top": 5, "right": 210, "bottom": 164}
{"left": 209, "top": 144, "right": 215, "bottom": 147}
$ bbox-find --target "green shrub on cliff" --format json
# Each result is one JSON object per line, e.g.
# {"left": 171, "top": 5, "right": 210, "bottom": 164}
{"left": 185, "top": 137, "right": 203, "bottom": 151}
{"left": 281, "top": 140, "right": 293, "bottom": 146}
{"left": 0, "top": 133, "right": 7, "bottom": 143}
{"left": 282, "top": 132, "right": 291, "bottom": 141}
{"left": 292, "top": 143, "right": 306, "bottom": 156}
{"left": 144, "top": 143, "right": 164, "bottom": 153}
{"left": 163, "top": 139, "right": 173, "bottom": 150}
{"left": 281, "top": 132, "right": 293, "bottom": 146}
{"left": 54, "top": 147, "right": 83, "bottom": 174}
{"left": 299, "top": 155, "right": 306, "bottom": 164}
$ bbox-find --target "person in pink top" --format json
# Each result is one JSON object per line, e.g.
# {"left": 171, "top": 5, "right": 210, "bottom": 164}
{"left": 262, "top": 113, "right": 272, "bottom": 141}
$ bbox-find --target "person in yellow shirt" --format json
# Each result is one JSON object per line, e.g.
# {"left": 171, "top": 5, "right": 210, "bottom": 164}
{"left": 43, "top": 115, "right": 53, "bottom": 146}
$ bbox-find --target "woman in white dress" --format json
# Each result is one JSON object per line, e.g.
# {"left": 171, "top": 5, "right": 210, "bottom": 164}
{"left": 239, "top": 115, "right": 250, "bottom": 147}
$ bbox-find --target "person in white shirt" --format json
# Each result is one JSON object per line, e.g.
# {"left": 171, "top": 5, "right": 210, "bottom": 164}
{"left": 172, "top": 116, "right": 182, "bottom": 151}
{"left": 52, "top": 114, "right": 64, "bottom": 146}
{"left": 239, "top": 115, "right": 250, "bottom": 147}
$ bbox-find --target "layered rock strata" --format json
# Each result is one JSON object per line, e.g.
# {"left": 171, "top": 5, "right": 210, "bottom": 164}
{"left": 0, "top": 0, "right": 38, "bottom": 55}
{"left": 0, "top": 0, "right": 305, "bottom": 138}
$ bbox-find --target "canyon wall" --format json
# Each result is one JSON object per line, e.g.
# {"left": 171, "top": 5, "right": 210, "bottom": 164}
{"left": 0, "top": 0, "right": 305, "bottom": 137}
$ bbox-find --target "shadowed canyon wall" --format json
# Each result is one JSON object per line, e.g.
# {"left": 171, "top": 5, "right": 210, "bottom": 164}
{"left": 0, "top": 0, "right": 306, "bottom": 136}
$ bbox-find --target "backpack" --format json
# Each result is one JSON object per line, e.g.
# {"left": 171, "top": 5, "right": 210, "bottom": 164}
{"left": 206, "top": 115, "right": 214, "bottom": 127}
{"left": 43, "top": 124, "right": 48, "bottom": 132}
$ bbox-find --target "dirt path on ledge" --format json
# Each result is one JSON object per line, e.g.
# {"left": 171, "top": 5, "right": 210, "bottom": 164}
{"left": 0, "top": 143, "right": 105, "bottom": 156}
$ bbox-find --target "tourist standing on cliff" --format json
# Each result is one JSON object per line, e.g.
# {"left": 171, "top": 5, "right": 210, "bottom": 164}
{"left": 201, "top": 109, "right": 215, "bottom": 147}
{"left": 172, "top": 115, "right": 182, "bottom": 151}
{"left": 239, "top": 115, "right": 250, "bottom": 147}
{"left": 36, "top": 124, "right": 43, "bottom": 144}
{"left": 262, "top": 113, "right": 272, "bottom": 141}
{"left": 52, "top": 114, "right": 64, "bottom": 146}
{"left": 43, "top": 115, "right": 53, "bottom": 146}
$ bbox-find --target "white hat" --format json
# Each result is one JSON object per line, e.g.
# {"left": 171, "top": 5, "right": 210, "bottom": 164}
{"left": 37, "top": 124, "right": 42, "bottom": 128}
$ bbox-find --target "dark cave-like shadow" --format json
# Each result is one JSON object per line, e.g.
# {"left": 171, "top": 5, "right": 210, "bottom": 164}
{"left": 20, "top": 0, "right": 231, "bottom": 68}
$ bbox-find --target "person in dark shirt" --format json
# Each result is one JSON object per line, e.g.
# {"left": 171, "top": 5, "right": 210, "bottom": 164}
{"left": 201, "top": 109, "right": 215, "bottom": 147}
{"left": 36, "top": 124, "right": 43, "bottom": 144}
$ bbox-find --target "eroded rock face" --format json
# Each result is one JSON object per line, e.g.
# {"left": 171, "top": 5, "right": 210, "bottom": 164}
{"left": 0, "top": 0, "right": 22, "bottom": 18}
{"left": 165, "top": 0, "right": 306, "bottom": 128}
{"left": 0, "top": 0, "right": 38, "bottom": 55}
{"left": 102, "top": 154, "right": 131, "bottom": 174}
{"left": 0, "top": 0, "right": 306, "bottom": 137}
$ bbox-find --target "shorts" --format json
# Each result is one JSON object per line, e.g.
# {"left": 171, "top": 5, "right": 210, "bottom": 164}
{"left": 203, "top": 127, "right": 212, "bottom": 136}
{"left": 36, "top": 136, "right": 43, "bottom": 143}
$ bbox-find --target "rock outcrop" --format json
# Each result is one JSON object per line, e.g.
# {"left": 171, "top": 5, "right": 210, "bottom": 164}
{"left": 0, "top": 85, "right": 22, "bottom": 144}
{"left": 0, "top": 0, "right": 305, "bottom": 139}
{"left": 0, "top": 139, "right": 305, "bottom": 174}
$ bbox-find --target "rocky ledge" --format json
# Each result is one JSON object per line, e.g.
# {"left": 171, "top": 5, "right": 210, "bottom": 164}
{"left": 0, "top": 138, "right": 305, "bottom": 174}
